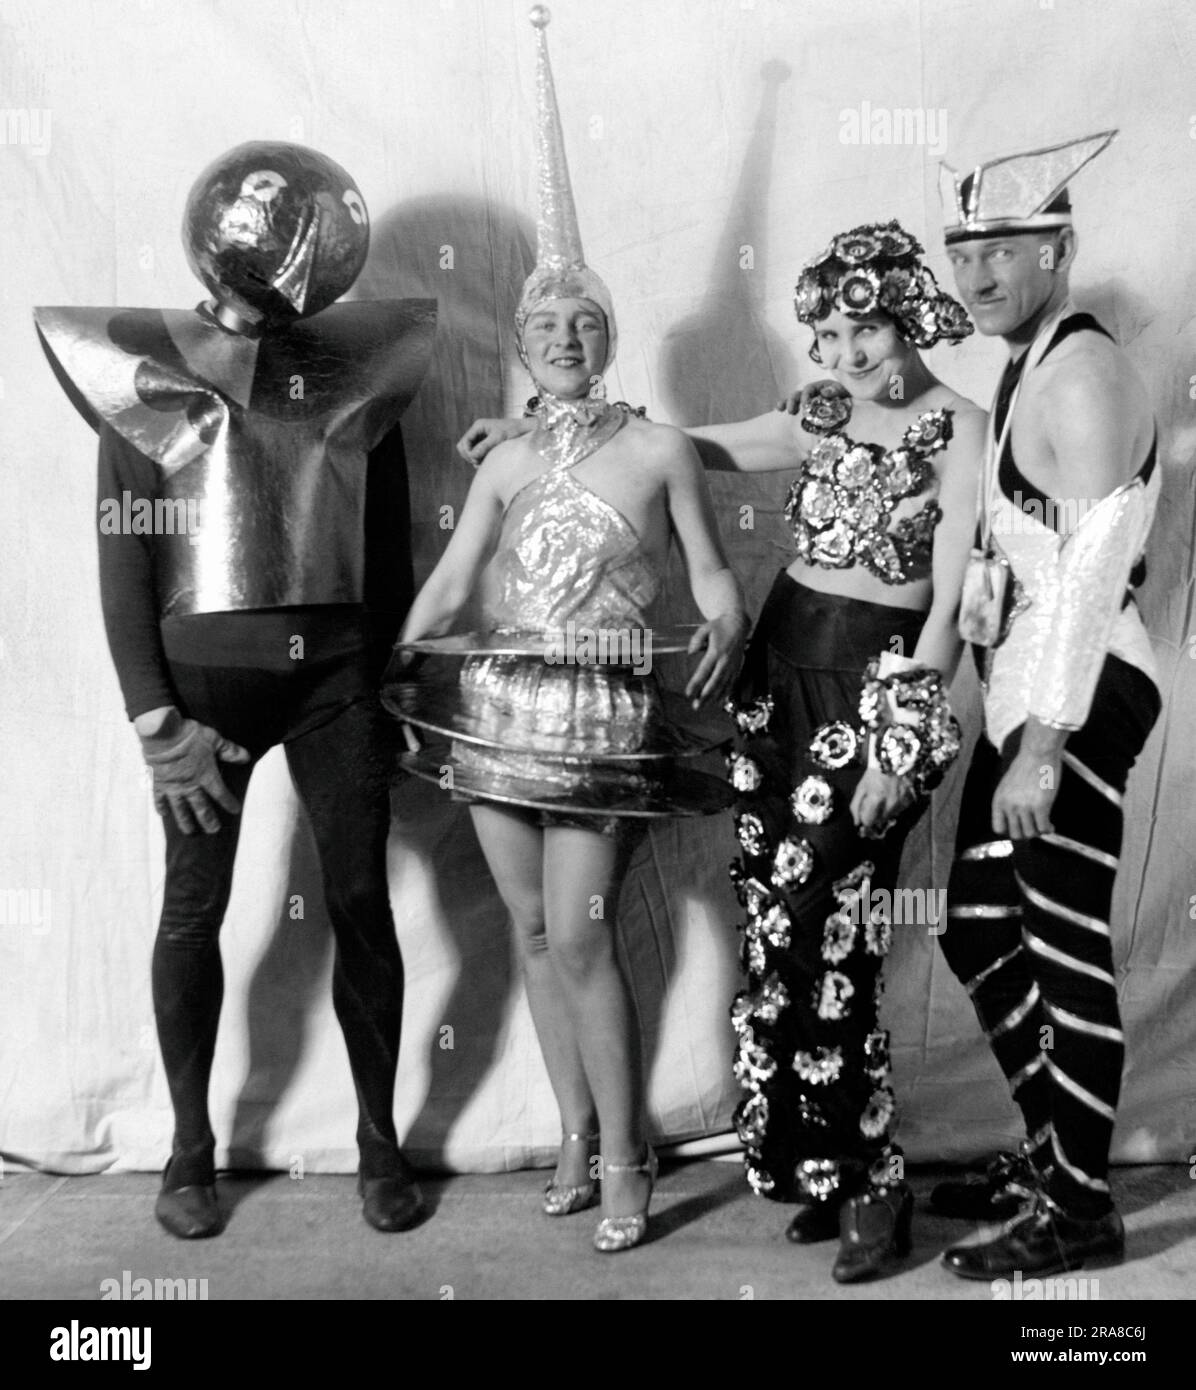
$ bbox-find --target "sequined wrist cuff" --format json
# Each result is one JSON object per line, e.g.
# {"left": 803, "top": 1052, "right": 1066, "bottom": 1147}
{"left": 859, "top": 658, "right": 961, "bottom": 796}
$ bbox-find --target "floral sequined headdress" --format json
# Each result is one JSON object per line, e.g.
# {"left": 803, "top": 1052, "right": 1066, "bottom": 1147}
{"left": 793, "top": 220, "right": 972, "bottom": 364}
{"left": 940, "top": 130, "right": 1116, "bottom": 244}
{"left": 515, "top": 6, "right": 617, "bottom": 374}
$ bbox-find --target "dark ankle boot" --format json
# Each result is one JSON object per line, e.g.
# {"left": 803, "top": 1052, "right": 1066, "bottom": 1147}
{"left": 785, "top": 1197, "right": 842, "bottom": 1244}
{"left": 154, "top": 1153, "right": 223, "bottom": 1240}
{"left": 832, "top": 1184, "right": 913, "bottom": 1283}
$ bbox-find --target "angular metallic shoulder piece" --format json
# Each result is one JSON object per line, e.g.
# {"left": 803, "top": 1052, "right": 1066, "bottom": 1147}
{"left": 36, "top": 299, "right": 436, "bottom": 616}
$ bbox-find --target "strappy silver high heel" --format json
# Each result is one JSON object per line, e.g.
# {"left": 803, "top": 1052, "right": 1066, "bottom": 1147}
{"left": 543, "top": 1131, "right": 600, "bottom": 1216}
{"left": 593, "top": 1146, "right": 657, "bottom": 1252}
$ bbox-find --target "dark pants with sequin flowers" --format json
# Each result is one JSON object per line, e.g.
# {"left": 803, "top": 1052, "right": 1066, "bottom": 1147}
{"left": 727, "top": 573, "right": 926, "bottom": 1208}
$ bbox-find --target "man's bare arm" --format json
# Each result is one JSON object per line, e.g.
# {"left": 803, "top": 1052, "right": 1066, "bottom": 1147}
{"left": 1037, "top": 350, "right": 1152, "bottom": 520}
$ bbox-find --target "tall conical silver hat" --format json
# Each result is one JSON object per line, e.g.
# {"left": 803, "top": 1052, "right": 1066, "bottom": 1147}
{"left": 515, "top": 6, "right": 617, "bottom": 371}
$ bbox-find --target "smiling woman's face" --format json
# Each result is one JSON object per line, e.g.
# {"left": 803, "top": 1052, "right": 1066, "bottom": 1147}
{"left": 521, "top": 297, "right": 609, "bottom": 399}
{"left": 812, "top": 310, "right": 915, "bottom": 402}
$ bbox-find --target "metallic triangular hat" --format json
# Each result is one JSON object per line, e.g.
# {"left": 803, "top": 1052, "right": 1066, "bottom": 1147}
{"left": 940, "top": 130, "right": 1117, "bottom": 243}
{"left": 515, "top": 6, "right": 617, "bottom": 371}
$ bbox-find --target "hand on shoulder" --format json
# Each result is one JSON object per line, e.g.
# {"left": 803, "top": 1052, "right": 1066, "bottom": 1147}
{"left": 468, "top": 432, "right": 532, "bottom": 499}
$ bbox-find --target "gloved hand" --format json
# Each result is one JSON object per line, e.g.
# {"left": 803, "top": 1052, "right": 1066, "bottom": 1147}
{"left": 138, "top": 711, "right": 251, "bottom": 835}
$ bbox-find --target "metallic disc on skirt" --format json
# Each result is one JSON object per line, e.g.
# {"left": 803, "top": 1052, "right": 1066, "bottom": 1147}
{"left": 400, "top": 746, "right": 733, "bottom": 819}
{"left": 383, "top": 674, "right": 731, "bottom": 760}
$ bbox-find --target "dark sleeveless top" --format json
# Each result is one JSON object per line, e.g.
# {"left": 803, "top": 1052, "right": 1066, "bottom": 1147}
{"left": 993, "top": 311, "right": 1155, "bottom": 592}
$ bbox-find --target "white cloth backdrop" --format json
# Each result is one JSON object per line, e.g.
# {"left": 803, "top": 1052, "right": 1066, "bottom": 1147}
{"left": 2, "top": 0, "right": 1193, "bottom": 1175}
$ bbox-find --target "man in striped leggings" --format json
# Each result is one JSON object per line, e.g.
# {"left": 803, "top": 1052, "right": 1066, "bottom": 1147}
{"left": 932, "top": 133, "right": 1162, "bottom": 1278}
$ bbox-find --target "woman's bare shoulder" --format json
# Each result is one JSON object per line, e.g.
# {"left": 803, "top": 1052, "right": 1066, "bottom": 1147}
{"left": 619, "top": 416, "right": 699, "bottom": 468}
{"left": 938, "top": 389, "right": 987, "bottom": 428}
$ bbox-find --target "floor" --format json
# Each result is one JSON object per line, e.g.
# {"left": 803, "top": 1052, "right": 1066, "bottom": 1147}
{"left": 3, "top": 1159, "right": 1193, "bottom": 1301}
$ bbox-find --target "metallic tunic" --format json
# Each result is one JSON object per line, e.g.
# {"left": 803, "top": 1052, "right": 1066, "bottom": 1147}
{"left": 35, "top": 300, "right": 435, "bottom": 617}
{"left": 453, "top": 438, "right": 666, "bottom": 796}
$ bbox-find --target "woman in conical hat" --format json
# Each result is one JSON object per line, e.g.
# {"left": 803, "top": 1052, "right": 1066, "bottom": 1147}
{"left": 463, "top": 217, "right": 988, "bottom": 1279}
{"left": 396, "top": 7, "right": 749, "bottom": 1254}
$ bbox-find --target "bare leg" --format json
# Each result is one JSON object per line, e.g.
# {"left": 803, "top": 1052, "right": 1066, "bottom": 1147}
{"left": 470, "top": 805, "right": 597, "bottom": 1187}
{"left": 542, "top": 825, "right": 649, "bottom": 1221}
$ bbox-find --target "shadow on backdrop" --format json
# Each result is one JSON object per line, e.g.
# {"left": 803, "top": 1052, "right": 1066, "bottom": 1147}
{"left": 657, "top": 60, "right": 799, "bottom": 628}
{"left": 229, "top": 800, "right": 330, "bottom": 1171}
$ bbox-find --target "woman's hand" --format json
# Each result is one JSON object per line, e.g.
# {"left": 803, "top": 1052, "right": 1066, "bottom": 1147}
{"left": 850, "top": 766, "right": 914, "bottom": 838}
{"left": 775, "top": 381, "right": 818, "bottom": 414}
{"left": 684, "top": 612, "right": 749, "bottom": 709}
{"left": 775, "top": 379, "right": 850, "bottom": 423}
{"left": 456, "top": 416, "right": 533, "bottom": 465}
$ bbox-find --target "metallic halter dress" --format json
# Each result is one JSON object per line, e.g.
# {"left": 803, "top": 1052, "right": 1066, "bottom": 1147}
{"left": 383, "top": 397, "right": 729, "bottom": 830}
{"left": 452, "top": 424, "right": 666, "bottom": 807}
{"left": 387, "top": 399, "right": 733, "bottom": 828}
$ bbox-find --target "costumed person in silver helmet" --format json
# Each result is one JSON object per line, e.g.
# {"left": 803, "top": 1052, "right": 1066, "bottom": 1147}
{"left": 464, "top": 218, "right": 985, "bottom": 1280}
{"left": 35, "top": 143, "right": 436, "bottom": 1239}
{"left": 928, "top": 132, "right": 1161, "bottom": 1279}
{"left": 392, "top": 8, "right": 748, "bottom": 1255}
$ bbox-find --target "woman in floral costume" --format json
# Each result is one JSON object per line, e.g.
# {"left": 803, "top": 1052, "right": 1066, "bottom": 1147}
{"left": 688, "top": 221, "right": 984, "bottom": 1281}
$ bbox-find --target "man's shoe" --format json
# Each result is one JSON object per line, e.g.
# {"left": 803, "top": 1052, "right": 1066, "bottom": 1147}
{"left": 155, "top": 1158, "right": 223, "bottom": 1240}
{"left": 358, "top": 1167, "right": 427, "bottom": 1233}
{"left": 942, "top": 1199, "right": 1124, "bottom": 1280}
{"left": 785, "top": 1198, "right": 842, "bottom": 1244}
{"left": 930, "top": 1149, "right": 1039, "bottom": 1221}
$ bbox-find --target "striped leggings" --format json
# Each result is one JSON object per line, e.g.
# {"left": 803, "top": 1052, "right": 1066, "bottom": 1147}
{"left": 940, "top": 656, "right": 1159, "bottom": 1218}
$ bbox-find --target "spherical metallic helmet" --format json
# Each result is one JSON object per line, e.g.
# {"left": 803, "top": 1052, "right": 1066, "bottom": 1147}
{"left": 183, "top": 141, "right": 370, "bottom": 329}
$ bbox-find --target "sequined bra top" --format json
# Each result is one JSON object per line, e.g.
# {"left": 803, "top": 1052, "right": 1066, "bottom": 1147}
{"left": 487, "top": 455, "right": 663, "bottom": 633}
{"left": 785, "top": 408, "right": 954, "bottom": 585}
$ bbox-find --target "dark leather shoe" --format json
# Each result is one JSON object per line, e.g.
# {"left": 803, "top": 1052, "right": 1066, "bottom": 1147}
{"left": 358, "top": 1169, "right": 427, "bottom": 1233}
{"left": 930, "top": 1149, "right": 1039, "bottom": 1221}
{"left": 942, "top": 1201, "right": 1124, "bottom": 1280}
{"left": 154, "top": 1154, "right": 223, "bottom": 1239}
{"left": 155, "top": 1183, "right": 223, "bottom": 1239}
{"left": 832, "top": 1184, "right": 913, "bottom": 1283}
{"left": 785, "top": 1198, "right": 842, "bottom": 1244}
